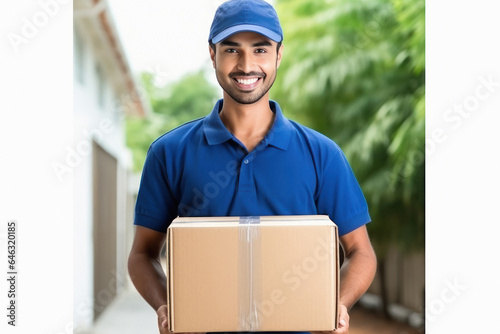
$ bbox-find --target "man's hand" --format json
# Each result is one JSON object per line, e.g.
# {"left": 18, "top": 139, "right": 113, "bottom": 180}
{"left": 157, "top": 305, "right": 170, "bottom": 334}
{"left": 335, "top": 304, "right": 350, "bottom": 333}
{"left": 310, "top": 303, "right": 349, "bottom": 334}
{"left": 157, "top": 304, "right": 207, "bottom": 334}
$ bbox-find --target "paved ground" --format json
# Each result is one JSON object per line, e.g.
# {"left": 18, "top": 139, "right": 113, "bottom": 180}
{"left": 89, "top": 288, "right": 158, "bottom": 334}
{"left": 88, "top": 287, "right": 422, "bottom": 334}
{"left": 349, "top": 306, "right": 422, "bottom": 334}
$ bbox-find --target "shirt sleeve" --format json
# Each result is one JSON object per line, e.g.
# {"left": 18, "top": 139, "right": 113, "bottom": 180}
{"left": 134, "top": 144, "right": 178, "bottom": 233}
{"left": 315, "top": 144, "right": 371, "bottom": 236}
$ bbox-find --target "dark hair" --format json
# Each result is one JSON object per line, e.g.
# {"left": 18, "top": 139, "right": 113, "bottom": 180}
{"left": 210, "top": 41, "right": 282, "bottom": 54}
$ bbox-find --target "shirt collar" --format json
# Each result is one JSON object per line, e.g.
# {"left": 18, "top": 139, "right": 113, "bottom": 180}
{"left": 203, "top": 99, "right": 233, "bottom": 145}
{"left": 266, "top": 100, "right": 293, "bottom": 151}
{"left": 203, "top": 99, "right": 293, "bottom": 151}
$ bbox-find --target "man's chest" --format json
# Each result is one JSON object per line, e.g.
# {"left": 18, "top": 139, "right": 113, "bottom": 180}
{"left": 171, "top": 144, "right": 318, "bottom": 215}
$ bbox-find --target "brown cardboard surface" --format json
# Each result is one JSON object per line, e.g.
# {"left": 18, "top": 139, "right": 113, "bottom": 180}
{"left": 167, "top": 215, "right": 339, "bottom": 332}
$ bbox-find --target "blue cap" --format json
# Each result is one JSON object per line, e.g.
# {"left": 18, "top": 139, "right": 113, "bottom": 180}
{"left": 209, "top": 0, "right": 283, "bottom": 44}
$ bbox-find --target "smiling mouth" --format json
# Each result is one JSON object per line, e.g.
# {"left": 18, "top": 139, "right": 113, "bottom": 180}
{"left": 232, "top": 77, "right": 262, "bottom": 90}
{"left": 235, "top": 77, "right": 259, "bottom": 85}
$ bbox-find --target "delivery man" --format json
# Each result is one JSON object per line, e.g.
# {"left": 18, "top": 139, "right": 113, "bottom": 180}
{"left": 128, "top": 1, "right": 377, "bottom": 333}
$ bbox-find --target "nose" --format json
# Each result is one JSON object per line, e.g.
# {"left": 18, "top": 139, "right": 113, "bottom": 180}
{"left": 237, "top": 51, "right": 254, "bottom": 74}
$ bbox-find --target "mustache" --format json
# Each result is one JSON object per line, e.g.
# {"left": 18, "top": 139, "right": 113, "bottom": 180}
{"left": 229, "top": 71, "right": 265, "bottom": 78}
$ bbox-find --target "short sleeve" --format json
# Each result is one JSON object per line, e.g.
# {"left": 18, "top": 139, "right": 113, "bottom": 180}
{"left": 134, "top": 145, "right": 178, "bottom": 232}
{"left": 315, "top": 145, "right": 371, "bottom": 236}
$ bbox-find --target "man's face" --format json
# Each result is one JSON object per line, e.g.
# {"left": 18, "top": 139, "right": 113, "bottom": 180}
{"left": 210, "top": 31, "right": 283, "bottom": 105}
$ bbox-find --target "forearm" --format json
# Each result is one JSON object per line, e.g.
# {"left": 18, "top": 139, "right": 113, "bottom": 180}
{"left": 338, "top": 246, "right": 377, "bottom": 309}
{"left": 128, "top": 252, "right": 168, "bottom": 311}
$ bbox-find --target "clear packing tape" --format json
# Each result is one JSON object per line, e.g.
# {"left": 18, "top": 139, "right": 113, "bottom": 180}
{"left": 238, "top": 216, "right": 263, "bottom": 331}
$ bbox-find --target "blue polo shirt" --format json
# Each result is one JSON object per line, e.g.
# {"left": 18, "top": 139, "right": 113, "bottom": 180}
{"left": 135, "top": 99, "right": 370, "bottom": 236}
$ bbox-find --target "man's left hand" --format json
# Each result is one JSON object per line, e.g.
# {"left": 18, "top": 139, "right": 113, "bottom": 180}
{"left": 310, "top": 304, "right": 350, "bottom": 334}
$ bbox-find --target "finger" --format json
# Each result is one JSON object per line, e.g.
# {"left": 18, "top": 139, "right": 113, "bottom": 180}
{"left": 157, "top": 314, "right": 168, "bottom": 329}
{"left": 338, "top": 304, "right": 349, "bottom": 327}
{"left": 156, "top": 305, "right": 170, "bottom": 333}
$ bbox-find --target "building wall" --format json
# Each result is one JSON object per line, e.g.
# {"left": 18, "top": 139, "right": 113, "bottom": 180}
{"left": 73, "top": 23, "right": 133, "bottom": 332}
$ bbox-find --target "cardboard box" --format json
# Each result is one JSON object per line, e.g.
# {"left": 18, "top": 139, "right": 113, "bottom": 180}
{"left": 166, "top": 215, "right": 339, "bottom": 332}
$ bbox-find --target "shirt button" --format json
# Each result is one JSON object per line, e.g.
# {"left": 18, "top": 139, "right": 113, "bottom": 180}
{"left": 243, "top": 159, "right": 249, "bottom": 165}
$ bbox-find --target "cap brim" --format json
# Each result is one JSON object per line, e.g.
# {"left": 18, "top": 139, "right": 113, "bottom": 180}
{"left": 211, "top": 24, "right": 282, "bottom": 44}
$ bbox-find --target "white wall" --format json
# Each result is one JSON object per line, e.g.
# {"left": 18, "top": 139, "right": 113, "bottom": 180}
{"left": 73, "top": 24, "right": 132, "bottom": 332}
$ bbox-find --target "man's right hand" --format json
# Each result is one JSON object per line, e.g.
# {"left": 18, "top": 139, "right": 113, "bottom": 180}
{"left": 157, "top": 305, "right": 170, "bottom": 333}
{"left": 157, "top": 304, "right": 206, "bottom": 334}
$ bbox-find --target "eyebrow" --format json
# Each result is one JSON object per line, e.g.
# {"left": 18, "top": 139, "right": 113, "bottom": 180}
{"left": 220, "top": 40, "right": 240, "bottom": 47}
{"left": 253, "top": 41, "right": 273, "bottom": 47}
{"left": 220, "top": 40, "right": 273, "bottom": 47}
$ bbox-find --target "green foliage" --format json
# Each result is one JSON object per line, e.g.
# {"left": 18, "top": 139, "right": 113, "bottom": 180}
{"left": 273, "top": 0, "right": 425, "bottom": 255}
{"left": 126, "top": 71, "right": 219, "bottom": 172}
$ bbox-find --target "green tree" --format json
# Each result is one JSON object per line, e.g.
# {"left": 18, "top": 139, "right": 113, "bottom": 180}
{"left": 126, "top": 70, "right": 219, "bottom": 171}
{"left": 273, "top": 0, "right": 424, "bottom": 315}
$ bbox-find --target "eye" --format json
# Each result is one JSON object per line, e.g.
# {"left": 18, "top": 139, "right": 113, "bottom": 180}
{"left": 224, "top": 48, "right": 238, "bottom": 53}
{"left": 255, "top": 48, "right": 267, "bottom": 53}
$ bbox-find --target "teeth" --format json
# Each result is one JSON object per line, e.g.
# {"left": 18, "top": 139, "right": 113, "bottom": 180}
{"left": 237, "top": 78, "right": 258, "bottom": 85}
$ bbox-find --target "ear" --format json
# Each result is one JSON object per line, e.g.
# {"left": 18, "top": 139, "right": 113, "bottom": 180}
{"left": 209, "top": 44, "right": 216, "bottom": 69}
{"left": 276, "top": 43, "right": 284, "bottom": 69}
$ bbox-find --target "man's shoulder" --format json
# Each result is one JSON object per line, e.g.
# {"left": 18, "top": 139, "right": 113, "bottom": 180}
{"left": 153, "top": 117, "right": 206, "bottom": 143}
{"left": 149, "top": 117, "right": 206, "bottom": 152}
{"left": 288, "top": 119, "right": 342, "bottom": 153}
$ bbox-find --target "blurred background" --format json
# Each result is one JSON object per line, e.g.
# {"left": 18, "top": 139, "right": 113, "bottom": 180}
{"left": 73, "top": 0, "right": 424, "bottom": 333}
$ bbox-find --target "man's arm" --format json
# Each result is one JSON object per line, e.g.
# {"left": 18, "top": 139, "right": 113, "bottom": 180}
{"left": 128, "top": 226, "right": 170, "bottom": 332}
{"left": 128, "top": 226, "right": 167, "bottom": 310}
{"left": 337, "top": 224, "right": 377, "bottom": 333}
{"left": 312, "top": 224, "right": 376, "bottom": 334}
{"left": 338, "top": 224, "right": 377, "bottom": 310}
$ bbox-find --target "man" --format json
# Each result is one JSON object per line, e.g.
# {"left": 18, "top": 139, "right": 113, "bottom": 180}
{"left": 128, "top": 1, "right": 377, "bottom": 333}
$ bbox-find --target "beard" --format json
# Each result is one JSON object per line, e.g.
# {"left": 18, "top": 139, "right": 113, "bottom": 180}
{"left": 215, "top": 69, "right": 277, "bottom": 105}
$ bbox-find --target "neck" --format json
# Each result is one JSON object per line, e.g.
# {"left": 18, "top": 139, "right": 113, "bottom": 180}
{"left": 219, "top": 93, "right": 275, "bottom": 151}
